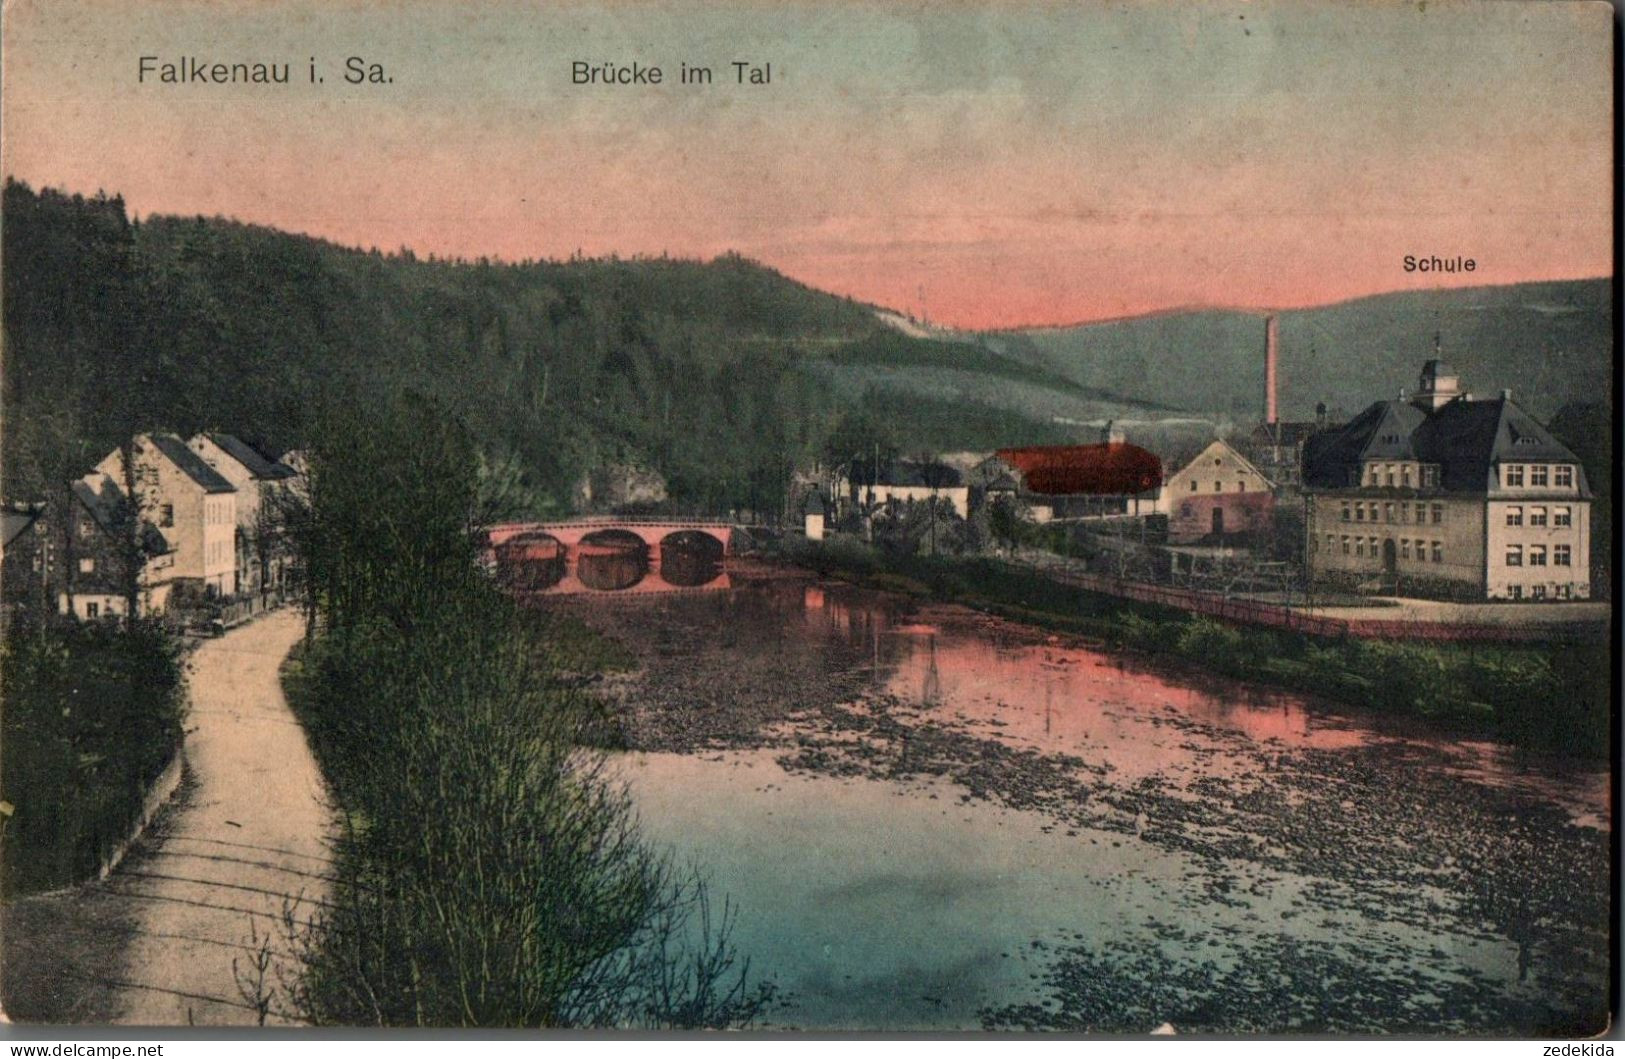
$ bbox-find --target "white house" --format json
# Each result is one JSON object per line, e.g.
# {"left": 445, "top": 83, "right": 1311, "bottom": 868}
{"left": 93, "top": 434, "right": 238, "bottom": 598}
{"left": 1158, "top": 438, "right": 1277, "bottom": 544}
{"left": 188, "top": 433, "right": 299, "bottom": 594}
{"left": 838, "top": 459, "right": 970, "bottom": 519}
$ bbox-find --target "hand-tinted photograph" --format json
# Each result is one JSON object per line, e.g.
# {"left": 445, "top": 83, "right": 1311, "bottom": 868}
{"left": 0, "top": 0, "right": 1612, "bottom": 1036}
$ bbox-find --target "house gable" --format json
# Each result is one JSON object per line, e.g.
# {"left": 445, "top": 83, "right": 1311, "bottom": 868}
{"left": 1165, "top": 440, "right": 1274, "bottom": 496}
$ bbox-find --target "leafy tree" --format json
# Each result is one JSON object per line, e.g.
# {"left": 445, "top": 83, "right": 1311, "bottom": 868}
{"left": 282, "top": 393, "right": 773, "bottom": 1027}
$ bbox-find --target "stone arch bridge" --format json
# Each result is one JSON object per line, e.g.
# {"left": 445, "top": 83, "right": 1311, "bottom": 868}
{"left": 481, "top": 517, "right": 735, "bottom": 594}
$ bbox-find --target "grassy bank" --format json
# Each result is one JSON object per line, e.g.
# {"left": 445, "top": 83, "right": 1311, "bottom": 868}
{"left": 279, "top": 393, "right": 769, "bottom": 1028}
{"left": 0, "top": 616, "right": 183, "bottom": 898}
{"left": 789, "top": 539, "right": 1610, "bottom": 758}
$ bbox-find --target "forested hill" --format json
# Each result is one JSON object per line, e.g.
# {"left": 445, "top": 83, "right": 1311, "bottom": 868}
{"left": 2, "top": 181, "right": 1087, "bottom": 512}
{"left": 6, "top": 180, "right": 1609, "bottom": 514}
{"left": 985, "top": 279, "right": 1613, "bottom": 423}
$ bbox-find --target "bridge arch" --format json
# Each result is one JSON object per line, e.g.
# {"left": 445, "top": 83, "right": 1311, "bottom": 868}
{"left": 492, "top": 531, "right": 567, "bottom": 592}
{"left": 659, "top": 530, "right": 726, "bottom": 588}
{"left": 577, "top": 528, "right": 650, "bottom": 591}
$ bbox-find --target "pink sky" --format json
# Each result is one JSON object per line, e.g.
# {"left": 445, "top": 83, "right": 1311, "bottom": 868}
{"left": 2, "top": 0, "right": 1612, "bottom": 329}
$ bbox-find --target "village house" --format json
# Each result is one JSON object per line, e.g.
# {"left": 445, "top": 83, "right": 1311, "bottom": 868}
{"left": 1157, "top": 439, "right": 1276, "bottom": 544}
{"left": 2, "top": 501, "right": 51, "bottom": 616}
{"left": 1302, "top": 359, "right": 1592, "bottom": 600}
{"left": 59, "top": 477, "right": 177, "bottom": 618}
{"left": 981, "top": 424, "right": 1163, "bottom": 523}
{"left": 92, "top": 433, "right": 238, "bottom": 599}
{"left": 839, "top": 459, "right": 970, "bottom": 520}
{"left": 187, "top": 432, "right": 299, "bottom": 595}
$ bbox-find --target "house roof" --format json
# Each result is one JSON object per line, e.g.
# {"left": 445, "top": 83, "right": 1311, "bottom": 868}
{"left": 1303, "top": 385, "right": 1588, "bottom": 496}
{"left": 2, "top": 504, "right": 42, "bottom": 548}
{"left": 1302, "top": 401, "right": 1426, "bottom": 488}
{"left": 147, "top": 434, "right": 236, "bottom": 494}
{"left": 206, "top": 433, "right": 297, "bottom": 480}
{"left": 847, "top": 459, "right": 964, "bottom": 489}
{"left": 1412, "top": 397, "right": 1588, "bottom": 493}
{"left": 72, "top": 477, "right": 172, "bottom": 555}
{"left": 1169, "top": 439, "right": 1273, "bottom": 485}
{"left": 1363, "top": 402, "right": 1427, "bottom": 461}
{"left": 995, "top": 443, "right": 1162, "bottom": 496}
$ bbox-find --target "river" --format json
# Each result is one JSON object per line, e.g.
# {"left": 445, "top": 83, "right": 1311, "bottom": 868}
{"left": 541, "top": 557, "right": 1611, "bottom": 1034}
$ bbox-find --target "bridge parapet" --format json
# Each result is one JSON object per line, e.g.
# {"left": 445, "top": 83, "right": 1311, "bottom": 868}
{"left": 484, "top": 518, "right": 734, "bottom": 555}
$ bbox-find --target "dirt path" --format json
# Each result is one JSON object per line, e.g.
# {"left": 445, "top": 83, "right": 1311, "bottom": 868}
{"left": 95, "top": 610, "right": 332, "bottom": 1026}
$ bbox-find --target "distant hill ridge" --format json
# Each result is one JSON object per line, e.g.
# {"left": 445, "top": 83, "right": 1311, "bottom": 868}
{"left": 978, "top": 279, "right": 1612, "bottom": 422}
{"left": 1, "top": 181, "right": 1086, "bottom": 510}
{"left": 3, "top": 180, "right": 1608, "bottom": 514}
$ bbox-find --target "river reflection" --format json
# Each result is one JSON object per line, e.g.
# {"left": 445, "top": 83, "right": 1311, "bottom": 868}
{"left": 585, "top": 564, "right": 1610, "bottom": 1032}
{"left": 787, "top": 578, "right": 1609, "bottom": 814}
{"left": 577, "top": 541, "right": 648, "bottom": 591}
{"left": 660, "top": 546, "right": 724, "bottom": 588}
{"left": 501, "top": 537, "right": 728, "bottom": 595}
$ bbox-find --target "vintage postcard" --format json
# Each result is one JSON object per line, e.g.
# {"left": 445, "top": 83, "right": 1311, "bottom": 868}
{"left": 0, "top": 0, "right": 1613, "bottom": 1040}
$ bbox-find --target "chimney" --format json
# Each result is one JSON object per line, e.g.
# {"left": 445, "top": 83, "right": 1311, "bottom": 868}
{"left": 1264, "top": 314, "right": 1279, "bottom": 425}
{"left": 1501, "top": 388, "right": 1513, "bottom": 401}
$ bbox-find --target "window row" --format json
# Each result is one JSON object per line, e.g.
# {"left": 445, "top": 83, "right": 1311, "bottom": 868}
{"left": 1505, "top": 544, "right": 1571, "bottom": 568}
{"left": 1508, "top": 584, "right": 1576, "bottom": 601}
{"left": 1326, "top": 535, "right": 1444, "bottom": 562}
{"left": 1362, "top": 462, "right": 1440, "bottom": 489}
{"left": 1341, "top": 500, "right": 1443, "bottom": 525}
{"left": 1502, "top": 463, "right": 1575, "bottom": 489}
{"left": 1188, "top": 479, "right": 1250, "bottom": 493}
{"left": 1504, "top": 505, "right": 1572, "bottom": 528}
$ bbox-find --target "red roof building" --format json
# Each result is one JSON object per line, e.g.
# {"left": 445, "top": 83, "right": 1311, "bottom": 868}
{"left": 993, "top": 443, "right": 1163, "bottom": 497}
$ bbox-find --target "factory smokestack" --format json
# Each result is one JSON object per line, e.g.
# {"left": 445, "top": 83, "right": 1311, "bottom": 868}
{"left": 1264, "top": 314, "right": 1279, "bottom": 426}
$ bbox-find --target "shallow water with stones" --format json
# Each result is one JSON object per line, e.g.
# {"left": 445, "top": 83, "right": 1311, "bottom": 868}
{"left": 543, "top": 560, "right": 1611, "bottom": 1033}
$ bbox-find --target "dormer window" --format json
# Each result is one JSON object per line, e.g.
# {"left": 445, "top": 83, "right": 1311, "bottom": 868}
{"left": 1421, "top": 466, "right": 1440, "bottom": 489}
